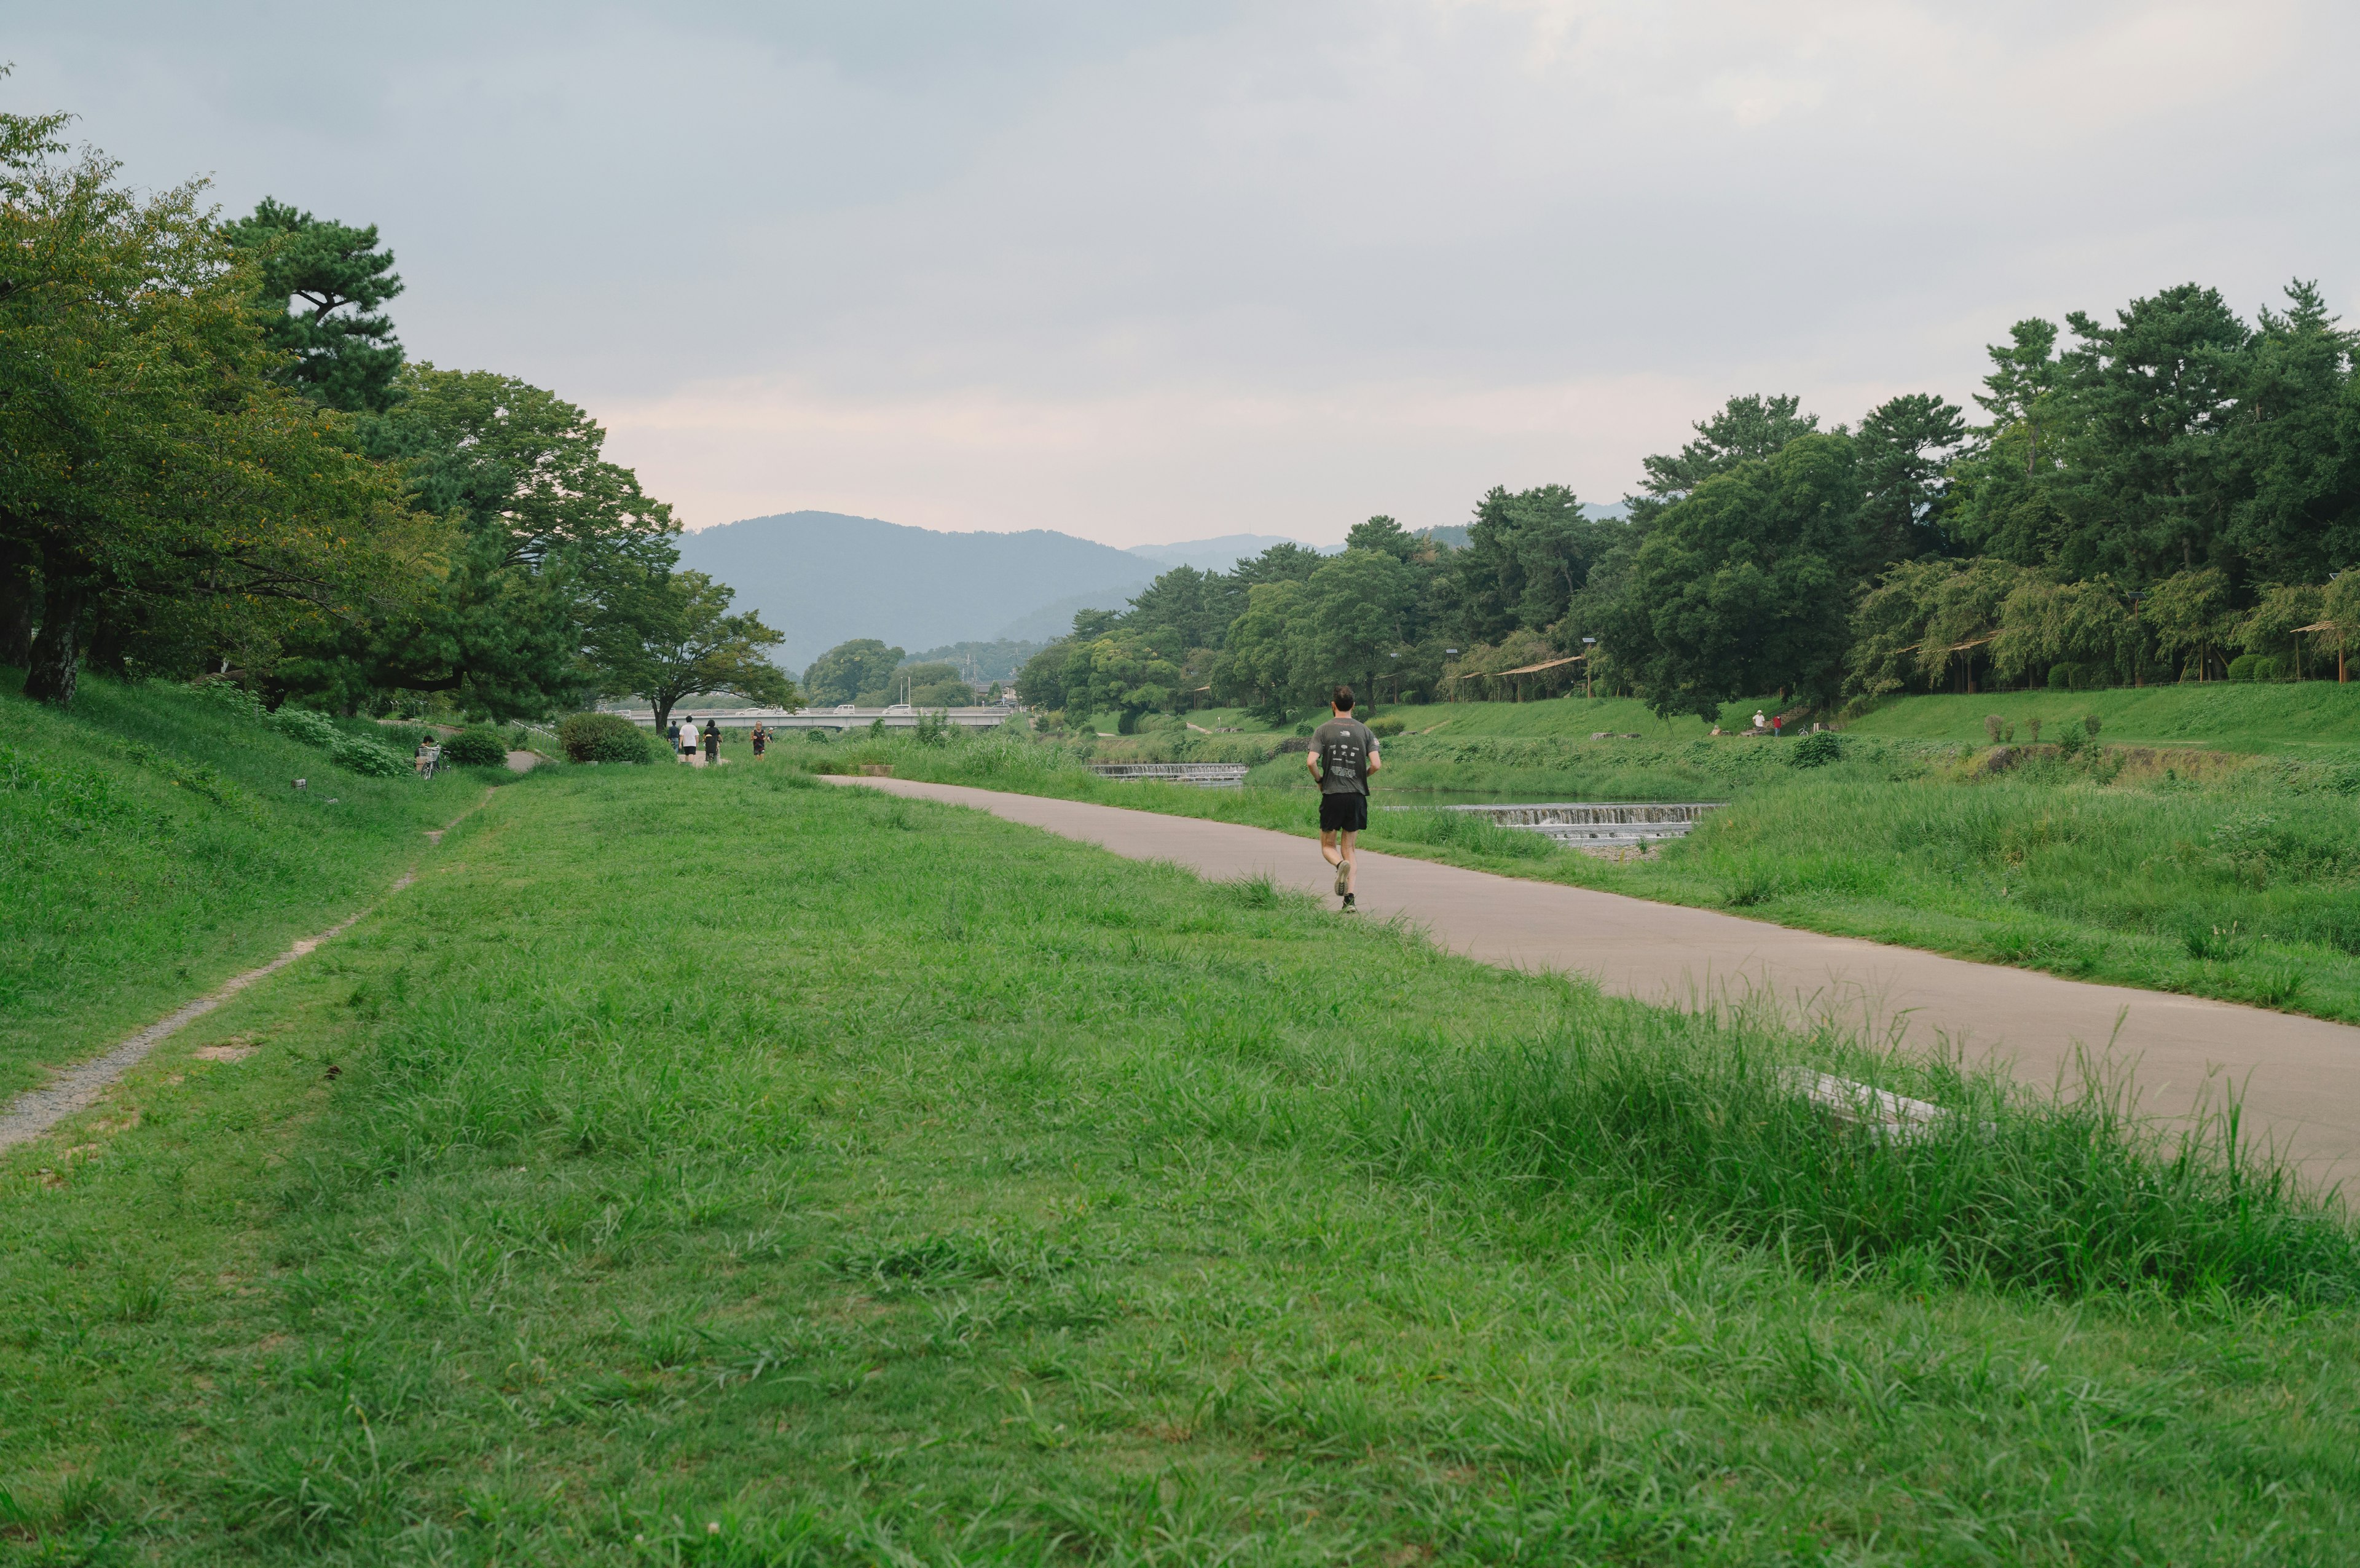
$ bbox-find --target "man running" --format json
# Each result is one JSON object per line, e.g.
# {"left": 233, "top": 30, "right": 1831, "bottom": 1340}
{"left": 1307, "top": 684, "right": 1379, "bottom": 912}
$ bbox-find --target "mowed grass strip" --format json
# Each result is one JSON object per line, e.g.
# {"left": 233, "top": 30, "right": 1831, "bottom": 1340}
{"left": 1, "top": 764, "right": 2356, "bottom": 1564}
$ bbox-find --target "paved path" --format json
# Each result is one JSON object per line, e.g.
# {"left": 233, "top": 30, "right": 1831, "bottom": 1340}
{"left": 840, "top": 777, "right": 2360, "bottom": 1180}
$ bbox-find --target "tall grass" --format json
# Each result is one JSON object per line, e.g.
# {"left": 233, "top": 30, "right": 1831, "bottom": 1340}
{"left": 1340, "top": 997, "right": 2358, "bottom": 1302}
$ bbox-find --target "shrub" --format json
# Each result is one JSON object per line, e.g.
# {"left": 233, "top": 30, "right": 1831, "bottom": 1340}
{"left": 2251, "top": 654, "right": 2284, "bottom": 682}
{"left": 2227, "top": 654, "right": 2259, "bottom": 683}
{"left": 442, "top": 727, "right": 508, "bottom": 767}
{"left": 2083, "top": 714, "right": 2102, "bottom": 739}
{"left": 329, "top": 734, "right": 409, "bottom": 777}
{"left": 559, "top": 712, "right": 653, "bottom": 764}
{"left": 269, "top": 706, "right": 342, "bottom": 749}
{"left": 1982, "top": 714, "right": 2003, "bottom": 742}
{"left": 1367, "top": 715, "right": 1407, "bottom": 738}
{"left": 1786, "top": 731, "right": 1845, "bottom": 768}
{"left": 191, "top": 681, "right": 266, "bottom": 723}
{"left": 2024, "top": 716, "right": 2043, "bottom": 743}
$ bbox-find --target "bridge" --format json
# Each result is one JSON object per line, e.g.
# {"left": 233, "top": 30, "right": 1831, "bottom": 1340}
{"left": 619, "top": 706, "right": 1015, "bottom": 732}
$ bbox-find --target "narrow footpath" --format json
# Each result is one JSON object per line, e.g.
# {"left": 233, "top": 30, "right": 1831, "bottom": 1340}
{"left": 843, "top": 777, "right": 2360, "bottom": 1180}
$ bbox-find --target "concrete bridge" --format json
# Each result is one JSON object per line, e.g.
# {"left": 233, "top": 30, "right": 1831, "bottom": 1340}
{"left": 621, "top": 705, "right": 1015, "bottom": 733}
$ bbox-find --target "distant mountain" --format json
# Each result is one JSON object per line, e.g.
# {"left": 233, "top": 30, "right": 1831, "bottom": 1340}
{"left": 991, "top": 584, "right": 1152, "bottom": 645}
{"left": 675, "top": 511, "right": 1155, "bottom": 672}
{"left": 1125, "top": 534, "right": 1329, "bottom": 573}
{"left": 904, "top": 639, "right": 1047, "bottom": 683}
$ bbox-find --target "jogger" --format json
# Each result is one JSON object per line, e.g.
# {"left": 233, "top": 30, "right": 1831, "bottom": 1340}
{"left": 1307, "top": 685, "right": 1380, "bottom": 911}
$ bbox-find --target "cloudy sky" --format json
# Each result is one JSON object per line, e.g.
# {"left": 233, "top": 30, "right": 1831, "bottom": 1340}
{"left": 12, "top": 2, "right": 2357, "bottom": 545}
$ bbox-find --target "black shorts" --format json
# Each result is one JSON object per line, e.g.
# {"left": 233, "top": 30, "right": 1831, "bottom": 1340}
{"left": 1319, "top": 793, "right": 1369, "bottom": 833}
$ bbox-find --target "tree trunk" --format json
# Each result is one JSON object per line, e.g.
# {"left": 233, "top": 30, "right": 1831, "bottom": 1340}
{"left": 22, "top": 563, "right": 92, "bottom": 707}
{"left": 0, "top": 536, "right": 36, "bottom": 668}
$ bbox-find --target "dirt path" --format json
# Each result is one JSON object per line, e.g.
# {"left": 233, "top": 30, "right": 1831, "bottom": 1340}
{"left": 0, "top": 791, "right": 494, "bottom": 1156}
{"left": 840, "top": 777, "right": 2360, "bottom": 1180}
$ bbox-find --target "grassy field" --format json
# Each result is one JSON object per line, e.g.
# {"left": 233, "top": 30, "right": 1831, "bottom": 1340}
{"left": 1844, "top": 683, "right": 2360, "bottom": 755}
{"left": 1108, "top": 684, "right": 2360, "bottom": 760}
{"left": 0, "top": 676, "right": 515, "bottom": 1100}
{"left": 4, "top": 757, "right": 2358, "bottom": 1563}
{"left": 797, "top": 726, "right": 2360, "bottom": 1025}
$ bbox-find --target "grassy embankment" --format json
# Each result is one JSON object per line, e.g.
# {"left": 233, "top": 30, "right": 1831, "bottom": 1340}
{"left": 4, "top": 757, "right": 2358, "bottom": 1562}
{"left": 0, "top": 676, "right": 524, "bottom": 1100}
{"left": 795, "top": 708, "right": 2360, "bottom": 1023}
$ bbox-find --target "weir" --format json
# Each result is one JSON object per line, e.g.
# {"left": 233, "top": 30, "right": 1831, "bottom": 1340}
{"left": 1440, "top": 800, "right": 1725, "bottom": 852}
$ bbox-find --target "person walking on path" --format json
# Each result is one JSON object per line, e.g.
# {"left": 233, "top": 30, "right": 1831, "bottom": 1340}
{"left": 678, "top": 715, "right": 700, "bottom": 764}
{"left": 1307, "top": 685, "right": 1380, "bottom": 912}
{"left": 702, "top": 718, "right": 721, "bottom": 765}
{"left": 750, "top": 722, "right": 769, "bottom": 759}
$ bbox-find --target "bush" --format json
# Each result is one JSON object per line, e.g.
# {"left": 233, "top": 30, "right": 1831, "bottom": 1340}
{"left": 1786, "top": 730, "right": 1845, "bottom": 768}
{"left": 2252, "top": 655, "right": 2285, "bottom": 682}
{"left": 2227, "top": 654, "right": 2260, "bottom": 683}
{"left": 559, "top": 712, "right": 653, "bottom": 764}
{"left": 329, "top": 734, "right": 409, "bottom": 777}
{"left": 1367, "top": 715, "right": 1407, "bottom": 738}
{"left": 442, "top": 727, "right": 508, "bottom": 767}
{"left": 269, "top": 705, "right": 342, "bottom": 749}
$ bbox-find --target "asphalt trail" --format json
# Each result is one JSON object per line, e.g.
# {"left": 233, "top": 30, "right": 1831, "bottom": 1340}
{"left": 838, "top": 775, "right": 2360, "bottom": 1180}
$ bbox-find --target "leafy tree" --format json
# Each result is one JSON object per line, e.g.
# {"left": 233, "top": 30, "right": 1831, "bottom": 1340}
{"left": 222, "top": 198, "right": 406, "bottom": 414}
{"left": 1300, "top": 549, "right": 1417, "bottom": 705}
{"left": 2222, "top": 282, "right": 2360, "bottom": 581}
{"left": 1125, "top": 565, "right": 1232, "bottom": 653}
{"left": 1990, "top": 576, "right": 2141, "bottom": 689}
{"left": 1212, "top": 579, "right": 1308, "bottom": 718}
{"left": 1229, "top": 541, "right": 1325, "bottom": 588}
{"left": 1457, "top": 484, "right": 1611, "bottom": 643}
{"left": 1601, "top": 434, "right": 1867, "bottom": 719}
{"left": 1633, "top": 394, "right": 1821, "bottom": 518}
{"left": 2056, "top": 284, "right": 2249, "bottom": 578}
{"left": 1847, "top": 557, "right": 2026, "bottom": 699}
{"left": 803, "top": 638, "right": 905, "bottom": 705}
{"left": 1076, "top": 631, "right": 1183, "bottom": 730}
{"left": 281, "top": 364, "right": 681, "bottom": 718}
{"left": 2235, "top": 582, "right": 2329, "bottom": 674}
{"left": 597, "top": 568, "right": 796, "bottom": 735}
{"left": 0, "top": 107, "right": 433, "bottom": 707}
{"left": 2141, "top": 567, "right": 2238, "bottom": 682}
{"left": 1344, "top": 514, "right": 1417, "bottom": 562}
{"left": 1856, "top": 393, "right": 1968, "bottom": 563}
{"left": 1013, "top": 640, "right": 1079, "bottom": 711}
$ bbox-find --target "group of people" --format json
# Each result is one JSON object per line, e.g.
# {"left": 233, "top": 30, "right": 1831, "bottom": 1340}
{"left": 665, "top": 716, "right": 777, "bottom": 765}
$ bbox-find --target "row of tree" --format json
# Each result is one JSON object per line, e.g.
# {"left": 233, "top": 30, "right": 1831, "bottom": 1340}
{"left": 1, "top": 90, "right": 792, "bottom": 732}
{"left": 1017, "top": 280, "right": 2360, "bottom": 722}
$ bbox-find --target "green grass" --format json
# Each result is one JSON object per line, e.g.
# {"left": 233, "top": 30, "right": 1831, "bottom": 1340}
{"left": 0, "top": 676, "right": 514, "bottom": 1099}
{"left": 796, "top": 726, "right": 2360, "bottom": 1025}
{"left": 4, "top": 761, "right": 2358, "bottom": 1562}
{"left": 1844, "top": 683, "right": 2360, "bottom": 755}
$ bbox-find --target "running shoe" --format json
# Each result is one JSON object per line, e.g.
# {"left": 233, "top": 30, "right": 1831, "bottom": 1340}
{"left": 1333, "top": 858, "right": 1348, "bottom": 896}
{"left": 1341, "top": 893, "right": 1358, "bottom": 912}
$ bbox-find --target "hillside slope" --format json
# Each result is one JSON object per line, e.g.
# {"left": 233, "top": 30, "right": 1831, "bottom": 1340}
{"left": 677, "top": 511, "right": 1154, "bottom": 670}
{"left": 0, "top": 678, "right": 505, "bottom": 1097}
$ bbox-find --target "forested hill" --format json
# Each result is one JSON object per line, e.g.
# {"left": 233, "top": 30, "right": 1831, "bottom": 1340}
{"left": 675, "top": 512, "right": 1152, "bottom": 670}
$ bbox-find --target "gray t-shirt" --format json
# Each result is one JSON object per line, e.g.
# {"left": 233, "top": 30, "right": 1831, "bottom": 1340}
{"left": 1311, "top": 716, "right": 1379, "bottom": 796}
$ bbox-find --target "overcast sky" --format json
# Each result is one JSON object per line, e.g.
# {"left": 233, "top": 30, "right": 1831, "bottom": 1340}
{"left": 12, "top": 2, "right": 2358, "bottom": 546}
